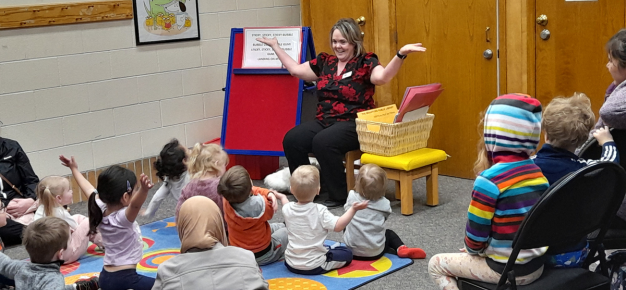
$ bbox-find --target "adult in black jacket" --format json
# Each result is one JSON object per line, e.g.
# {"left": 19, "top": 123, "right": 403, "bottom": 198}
{"left": 0, "top": 137, "right": 39, "bottom": 246}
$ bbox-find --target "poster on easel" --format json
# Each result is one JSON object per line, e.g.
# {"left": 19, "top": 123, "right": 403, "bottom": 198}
{"left": 242, "top": 27, "right": 302, "bottom": 69}
{"left": 221, "top": 27, "right": 315, "bottom": 156}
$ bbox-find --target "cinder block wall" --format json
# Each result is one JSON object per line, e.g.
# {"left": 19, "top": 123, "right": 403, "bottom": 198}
{"left": 0, "top": 0, "right": 301, "bottom": 183}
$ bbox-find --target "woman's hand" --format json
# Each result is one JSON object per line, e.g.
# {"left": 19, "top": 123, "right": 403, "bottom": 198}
{"left": 59, "top": 155, "right": 79, "bottom": 171}
{"left": 399, "top": 43, "right": 427, "bottom": 55}
{"left": 256, "top": 37, "right": 279, "bottom": 49}
{"left": 6, "top": 198, "right": 35, "bottom": 216}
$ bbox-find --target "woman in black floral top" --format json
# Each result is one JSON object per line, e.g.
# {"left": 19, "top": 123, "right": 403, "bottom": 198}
{"left": 258, "top": 18, "right": 426, "bottom": 207}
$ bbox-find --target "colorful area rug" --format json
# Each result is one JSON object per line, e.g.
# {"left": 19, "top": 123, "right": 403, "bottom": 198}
{"left": 61, "top": 217, "right": 414, "bottom": 289}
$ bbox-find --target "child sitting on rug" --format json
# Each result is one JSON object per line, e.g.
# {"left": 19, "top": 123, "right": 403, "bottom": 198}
{"left": 142, "top": 139, "right": 190, "bottom": 219}
{"left": 175, "top": 143, "right": 229, "bottom": 222}
{"left": 343, "top": 163, "right": 426, "bottom": 260}
{"left": 217, "top": 165, "right": 287, "bottom": 266}
{"left": 63, "top": 156, "right": 155, "bottom": 290}
{"left": 0, "top": 216, "right": 99, "bottom": 290}
{"left": 279, "top": 165, "right": 368, "bottom": 275}
{"left": 428, "top": 94, "right": 549, "bottom": 290}
{"left": 33, "top": 174, "right": 103, "bottom": 264}
{"left": 532, "top": 93, "right": 619, "bottom": 268}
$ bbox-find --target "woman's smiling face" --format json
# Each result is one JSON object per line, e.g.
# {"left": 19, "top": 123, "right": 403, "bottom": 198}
{"left": 331, "top": 29, "right": 355, "bottom": 62}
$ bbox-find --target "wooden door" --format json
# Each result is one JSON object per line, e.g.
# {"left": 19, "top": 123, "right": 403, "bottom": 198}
{"left": 396, "top": 0, "right": 498, "bottom": 179}
{"left": 534, "top": 0, "right": 625, "bottom": 115}
{"left": 302, "top": 0, "right": 375, "bottom": 61}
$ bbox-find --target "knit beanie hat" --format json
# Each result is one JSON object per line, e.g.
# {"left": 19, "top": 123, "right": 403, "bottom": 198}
{"left": 484, "top": 93, "right": 542, "bottom": 163}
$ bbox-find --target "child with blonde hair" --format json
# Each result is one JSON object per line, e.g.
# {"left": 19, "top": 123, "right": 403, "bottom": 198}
{"left": 175, "top": 143, "right": 229, "bottom": 221}
{"left": 343, "top": 163, "right": 426, "bottom": 260}
{"left": 534, "top": 92, "right": 618, "bottom": 185}
{"left": 142, "top": 139, "right": 190, "bottom": 219}
{"left": 532, "top": 93, "right": 619, "bottom": 268}
{"left": 61, "top": 155, "right": 155, "bottom": 290}
{"left": 279, "top": 165, "right": 368, "bottom": 275}
{"left": 429, "top": 94, "right": 549, "bottom": 289}
{"left": 33, "top": 175, "right": 102, "bottom": 263}
{"left": 218, "top": 165, "right": 287, "bottom": 265}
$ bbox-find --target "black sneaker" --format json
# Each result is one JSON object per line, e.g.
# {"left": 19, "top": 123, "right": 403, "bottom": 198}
{"left": 74, "top": 276, "right": 99, "bottom": 290}
{"left": 322, "top": 200, "right": 345, "bottom": 208}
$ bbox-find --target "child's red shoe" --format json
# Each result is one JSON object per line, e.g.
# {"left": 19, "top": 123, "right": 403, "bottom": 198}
{"left": 397, "top": 245, "right": 426, "bottom": 259}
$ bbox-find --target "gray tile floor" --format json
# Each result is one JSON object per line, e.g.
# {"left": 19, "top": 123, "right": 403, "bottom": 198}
{"left": 5, "top": 172, "right": 473, "bottom": 290}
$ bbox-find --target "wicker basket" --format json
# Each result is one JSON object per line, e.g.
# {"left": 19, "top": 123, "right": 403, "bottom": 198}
{"left": 356, "top": 114, "right": 435, "bottom": 157}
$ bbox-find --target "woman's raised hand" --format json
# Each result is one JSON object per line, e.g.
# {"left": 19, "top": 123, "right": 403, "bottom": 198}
{"left": 399, "top": 43, "right": 427, "bottom": 55}
{"left": 256, "top": 36, "right": 279, "bottom": 48}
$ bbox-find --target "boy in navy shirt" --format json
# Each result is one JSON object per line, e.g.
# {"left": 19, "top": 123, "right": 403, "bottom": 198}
{"left": 533, "top": 93, "right": 618, "bottom": 185}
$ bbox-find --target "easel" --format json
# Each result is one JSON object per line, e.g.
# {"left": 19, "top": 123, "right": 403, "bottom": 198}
{"left": 220, "top": 27, "right": 315, "bottom": 179}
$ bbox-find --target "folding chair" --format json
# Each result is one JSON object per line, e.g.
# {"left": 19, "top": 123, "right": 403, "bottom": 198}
{"left": 458, "top": 162, "right": 626, "bottom": 290}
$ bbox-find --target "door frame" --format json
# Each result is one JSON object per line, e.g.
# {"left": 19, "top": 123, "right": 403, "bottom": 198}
{"left": 503, "top": 0, "right": 535, "bottom": 96}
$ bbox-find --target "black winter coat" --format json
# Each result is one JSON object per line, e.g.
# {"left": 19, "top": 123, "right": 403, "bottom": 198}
{"left": 0, "top": 138, "right": 39, "bottom": 205}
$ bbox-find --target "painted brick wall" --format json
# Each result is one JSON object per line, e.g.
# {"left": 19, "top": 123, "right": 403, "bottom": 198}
{"left": 0, "top": 0, "right": 300, "bottom": 178}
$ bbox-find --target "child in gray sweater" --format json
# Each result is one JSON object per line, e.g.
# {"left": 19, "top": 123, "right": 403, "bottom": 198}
{"left": 343, "top": 164, "right": 426, "bottom": 260}
{"left": 0, "top": 217, "right": 99, "bottom": 290}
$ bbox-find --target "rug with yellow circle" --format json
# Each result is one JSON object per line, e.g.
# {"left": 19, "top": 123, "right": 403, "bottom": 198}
{"left": 61, "top": 217, "right": 413, "bottom": 290}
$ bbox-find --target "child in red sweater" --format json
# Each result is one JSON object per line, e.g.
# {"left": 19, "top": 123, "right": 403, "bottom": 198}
{"left": 217, "top": 166, "right": 288, "bottom": 266}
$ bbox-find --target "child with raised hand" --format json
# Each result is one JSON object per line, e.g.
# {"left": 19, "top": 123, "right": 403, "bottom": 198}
{"left": 33, "top": 175, "right": 102, "bottom": 263}
{"left": 142, "top": 139, "right": 190, "bottom": 219}
{"left": 280, "top": 165, "right": 368, "bottom": 275}
{"left": 343, "top": 163, "right": 426, "bottom": 260}
{"left": 0, "top": 216, "right": 100, "bottom": 290}
{"left": 217, "top": 165, "right": 287, "bottom": 266}
{"left": 428, "top": 94, "right": 549, "bottom": 289}
{"left": 175, "top": 143, "right": 229, "bottom": 221}
{"left": 60, "top": 155, "right": 155, "bottom": 290}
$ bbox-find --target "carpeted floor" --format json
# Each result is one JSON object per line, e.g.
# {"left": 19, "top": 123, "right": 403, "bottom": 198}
{"left": 5, "top": 163, "right": 474, "bottom": 290}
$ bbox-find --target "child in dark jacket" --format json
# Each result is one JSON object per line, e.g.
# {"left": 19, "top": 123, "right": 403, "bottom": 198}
{"left": 533, "top": 93, "right": 619, "bottom": 268}
{"left": 533, "top": 93, "right": 619, "bottom": 185}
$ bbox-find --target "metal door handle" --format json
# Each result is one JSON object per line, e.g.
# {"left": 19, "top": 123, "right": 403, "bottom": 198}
{"left": 483, "top": 49, "right": 493, "bottom": 59}
{"left": 356, "top": 16, "right": 366, "bottom": 26}
{"left": 536, "top": 14, "right": 548, "bottom": 26}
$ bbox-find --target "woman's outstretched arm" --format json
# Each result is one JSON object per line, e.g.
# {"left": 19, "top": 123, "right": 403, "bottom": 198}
{"left": 256, "top": 37, "right": 318, "bottom": 81}
{"left": 370, "top": 43, "right": 427, "bottom": 85}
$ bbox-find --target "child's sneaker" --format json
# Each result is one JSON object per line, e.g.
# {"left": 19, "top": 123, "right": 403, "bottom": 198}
{"left": 73, "top": 276, "right": 99, "bottom": 290}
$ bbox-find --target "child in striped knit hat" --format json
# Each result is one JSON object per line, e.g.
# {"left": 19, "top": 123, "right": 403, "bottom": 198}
{"left": 428, "top": 94, "right": 549, "bottom": 290}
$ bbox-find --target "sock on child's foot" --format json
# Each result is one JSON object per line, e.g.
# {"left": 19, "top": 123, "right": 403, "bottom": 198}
{"left": 397, "top": 245, "right": 426, "bottom": 259}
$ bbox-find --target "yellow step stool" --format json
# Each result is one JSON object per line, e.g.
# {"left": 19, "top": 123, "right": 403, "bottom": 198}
{"left": 360, "top": 148, "right": 448, "bottom": 215}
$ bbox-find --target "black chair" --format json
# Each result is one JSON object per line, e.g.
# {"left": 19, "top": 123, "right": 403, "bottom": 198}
{"left": 458, "top": 162, "right": 626, "bottom": 290}
{"left": 579, "top": 129, "right": 626, "bottom": 250}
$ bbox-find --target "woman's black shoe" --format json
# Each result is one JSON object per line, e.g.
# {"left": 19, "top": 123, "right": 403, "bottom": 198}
{"left": 322, "top": 200, "right": 345, "bottom": 208}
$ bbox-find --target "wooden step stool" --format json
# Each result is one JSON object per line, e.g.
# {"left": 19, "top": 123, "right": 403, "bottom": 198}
{"left": 359, "top": 148, "right": 448, "bottom": 215}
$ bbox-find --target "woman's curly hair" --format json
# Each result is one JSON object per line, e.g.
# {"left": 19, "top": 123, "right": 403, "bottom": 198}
{"left": 154, "top": 139, "right": 187, "bottom": 181}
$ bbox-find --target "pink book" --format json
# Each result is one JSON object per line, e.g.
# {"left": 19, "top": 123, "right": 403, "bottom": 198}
{"left": 395, "top": 83, "right": 444, "bottom": 123}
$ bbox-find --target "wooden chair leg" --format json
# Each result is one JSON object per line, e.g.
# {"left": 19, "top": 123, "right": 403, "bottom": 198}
{"left": 426, "top": 163, "right": 439, "bottom": 206}
{"left": 395, "top": 180, "right": 401, "bottom": 200}
{"left": 400, "top": 171, "right": 414, "bottom": 215}
{"left": 345, "top": 154, "right": 355, "bottom": 193}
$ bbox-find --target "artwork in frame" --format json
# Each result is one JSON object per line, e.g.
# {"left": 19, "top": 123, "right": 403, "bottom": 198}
{"left": 132, "top": 0, "right": 200, "bottom": 45}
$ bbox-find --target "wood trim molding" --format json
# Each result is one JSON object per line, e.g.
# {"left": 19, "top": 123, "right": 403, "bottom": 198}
{"left": 0, "top": 0, "right": 133, "bottom": 30}
{"left": 372, "top": 0, "right": 398, "bottom": 106}
{"left": 498, "top": 0, "right": 507, "bottom": 94}
{"left": 300, "top": 0, "right": 311, "bottom": 27}
{"left": 67, "top": 155, "right": 159, "bottom": 204}
{"left": 503, "top": 0, "right": 535, "bottom": 96}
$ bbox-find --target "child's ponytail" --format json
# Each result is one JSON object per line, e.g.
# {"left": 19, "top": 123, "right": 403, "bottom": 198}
{"left": 36, "top": 176, "right": 68, "bottom": 217}
{"left": 87, "top": 191, "right": 102, "bottom": 236}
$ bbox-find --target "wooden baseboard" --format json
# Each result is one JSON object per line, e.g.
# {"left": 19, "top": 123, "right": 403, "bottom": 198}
{"left": 68, "top": 156, "right": 159, "bottom": 204}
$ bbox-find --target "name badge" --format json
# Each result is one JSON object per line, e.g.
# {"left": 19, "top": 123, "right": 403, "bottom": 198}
{"left": 342, "top": 71, "right": 352, "bottom": 79}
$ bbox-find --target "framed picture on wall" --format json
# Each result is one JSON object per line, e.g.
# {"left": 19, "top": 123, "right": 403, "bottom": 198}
{"left": 132, "top": 0, "right": 200, "bottom": 45}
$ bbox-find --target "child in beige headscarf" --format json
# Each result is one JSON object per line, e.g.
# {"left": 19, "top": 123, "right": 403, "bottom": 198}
{"left": 153, "top": 196, "right": 268, "bottom": 290}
